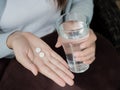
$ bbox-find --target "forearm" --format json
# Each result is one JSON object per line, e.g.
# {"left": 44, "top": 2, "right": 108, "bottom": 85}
{"left": 70, "top": 0, "right": 94, "bottom": 25}
{"left": 0, "top": 31, "right": 15, "bottom": 58}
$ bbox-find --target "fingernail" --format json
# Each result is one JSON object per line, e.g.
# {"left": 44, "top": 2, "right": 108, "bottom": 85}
{"left": 69, "top": 80, "right": 74, "bottom": 86}
{"left": 32, "top": 71, "right": 38, "bottom": 76}
{"left": 60, "top": 83, "right": 66, "bottom": 87}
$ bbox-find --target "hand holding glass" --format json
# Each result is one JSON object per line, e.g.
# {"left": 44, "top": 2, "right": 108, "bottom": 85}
{"left": 56, "top": 13, "right": 90, "bottom": 73}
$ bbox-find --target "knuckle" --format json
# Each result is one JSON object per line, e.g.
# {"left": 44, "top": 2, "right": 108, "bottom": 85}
{"left": 52, "top": 66, "right": 59, "bottom": 71}
{"left": 93, "top": 34, "right": 97, "bottom": 41}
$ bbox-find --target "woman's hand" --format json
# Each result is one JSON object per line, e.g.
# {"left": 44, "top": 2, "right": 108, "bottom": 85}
{"left": 56, "top": 29, "right": 97, "bottom": 64}
{"left": 7, "top": 32, "right": 74, "bottom": 87}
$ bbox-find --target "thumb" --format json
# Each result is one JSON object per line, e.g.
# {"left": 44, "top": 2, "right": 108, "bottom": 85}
{"left": 16, "top": 54, "right": 38, "bottom": 76}
{"left": 55, "top": 37, "right": 62, "bottom": 48}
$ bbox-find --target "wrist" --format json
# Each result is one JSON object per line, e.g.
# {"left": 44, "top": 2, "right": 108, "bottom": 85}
{"left": 7, "top": 31, "right": 23, "bottom": 49}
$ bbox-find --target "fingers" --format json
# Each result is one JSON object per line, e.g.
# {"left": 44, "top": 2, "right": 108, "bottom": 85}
{"left": 34, "top": 57, "right": 74, "bottom": 87}
{"left": 40, "top": 65, "right": 66, "bottom": 87}
{"left": 73, "top": 43, "right": 96, "bottom": 64}
{"left": 48, "top": 57, "right": 74, "bottom": 79}
{"left": 74, "top": 52, "right": 95, "bottom": 64}
{"left": 44, "top": 59, "right": 74, "bottom": 86}
{"left": 33, "top": 49, "right": 74, "bottom": 87}
{"left": 48, "top": 53, "right": 74, "bottom": 79}
{"left": 80, "top": 29, "right": 97, "bottom": 50}
{"left": 51, "top": 52, "right": 69, "bottom": 69}
{"left": 73, "top": 29, "right": 96, "bottom": 64}
{"left": 55, "top": 36, "right": 62, "bottom": 48}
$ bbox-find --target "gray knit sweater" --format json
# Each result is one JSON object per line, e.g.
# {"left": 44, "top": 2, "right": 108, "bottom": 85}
{"left": 0, "top": 0, "right": 93, "bottom": 58}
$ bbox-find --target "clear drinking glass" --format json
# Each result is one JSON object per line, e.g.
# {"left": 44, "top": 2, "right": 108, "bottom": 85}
{"left": 56, "top": 12, "right": 90, "bottom": 73}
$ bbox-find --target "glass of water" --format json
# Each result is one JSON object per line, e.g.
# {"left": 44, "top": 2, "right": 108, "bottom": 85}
{"left": 56, "top": 12, "right": 90, "bottom": 73}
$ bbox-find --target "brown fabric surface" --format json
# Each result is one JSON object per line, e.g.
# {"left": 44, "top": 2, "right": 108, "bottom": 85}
{"left": 0, "top": 32, "right": 120, "bottom": 90}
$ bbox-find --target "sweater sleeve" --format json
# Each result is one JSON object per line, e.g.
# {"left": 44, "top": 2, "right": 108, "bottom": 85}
{"left": 69, "top": 0, "right": 94, "bottom": 25}
{"left": 0, "top": 30, "right": 14, "bottom": 58}
{"left": 0, "top": 0, "right": 14, "bottom": 58}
